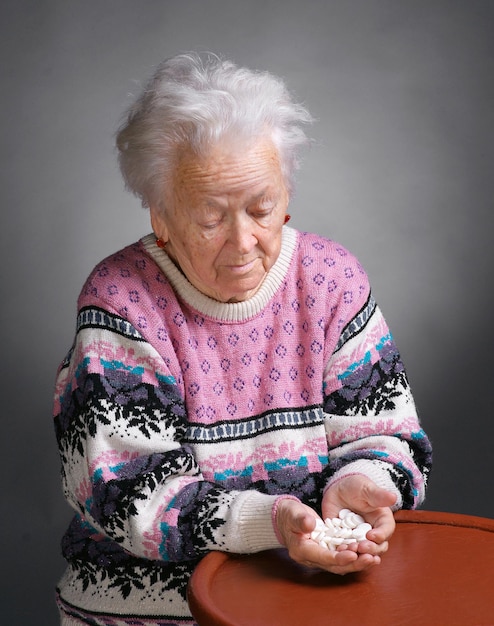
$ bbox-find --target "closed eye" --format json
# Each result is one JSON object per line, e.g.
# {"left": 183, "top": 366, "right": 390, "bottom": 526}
{"left": 201, "top": 220, "right": 221, "bottom": 229}
{"left": 250, "top": 205, "right": 275, "bottom": 221}
{"left": 251, "top": 198, "right": 276, "bottom": 216}
{"left": 197, "top": 209, "right": 224, "bottom": 230}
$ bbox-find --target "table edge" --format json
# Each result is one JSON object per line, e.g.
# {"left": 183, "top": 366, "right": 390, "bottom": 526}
{"left": 394, "top": 508, "right": 494, "bottom": 531}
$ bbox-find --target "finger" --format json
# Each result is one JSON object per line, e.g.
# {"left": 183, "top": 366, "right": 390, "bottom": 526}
{"left": 327, "top": 552, "right": 381, "bottom": 575}
{"left": 292, "top": 540, "right": 358, "bottom": 569}
{"left": 363, "top": 484, "right": 397, "bottom": 510}
{"left": 291, "top": 511, "right": 318, "bottom": 536}
{"left": 295, "top": 539, "right": 383, "bottom": 575}
{"left": 356, "top": 539, "right": 389, "bottom": 556}
{"left": 367, "top": 520, "right": 394, "bottom": 543}
{"left": 365, "top": 510, "right": 396, "bottom": 542}
{"left": 336, "top": 542, "right": 359, "bottom": 553}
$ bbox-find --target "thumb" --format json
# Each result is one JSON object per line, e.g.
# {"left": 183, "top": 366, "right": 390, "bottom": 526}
{"left": 364, "top": 483, "right": 397, "bottom": 510}
{"left": 276, "top": 499, "right": 317, "bottom": 541}
{"left": 288, "top": 505, "right": 318, "bottom": 536}
{"left": 296, "top": 511, "right": 317, "bottom": 534}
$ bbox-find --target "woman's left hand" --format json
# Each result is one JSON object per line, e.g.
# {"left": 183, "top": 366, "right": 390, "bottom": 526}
{"left": 322, "top": 474, "right": 397, "bottom": 559}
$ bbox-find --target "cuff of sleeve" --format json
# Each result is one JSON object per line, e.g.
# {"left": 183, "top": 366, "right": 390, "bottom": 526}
{"left": 325, "top": 459, "right": 403, "bottom": 510}
{"left": 223, "top": 491, "right": 287, "bottom": 553}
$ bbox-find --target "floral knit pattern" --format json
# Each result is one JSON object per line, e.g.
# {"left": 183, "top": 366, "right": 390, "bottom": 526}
{"left": 54, "top": 227, "right": 431, "bottom": 625}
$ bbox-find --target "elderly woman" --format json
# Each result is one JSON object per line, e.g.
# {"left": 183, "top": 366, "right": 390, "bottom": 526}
{"left": 54, "top": 52, "right": 432, "bottom": 625}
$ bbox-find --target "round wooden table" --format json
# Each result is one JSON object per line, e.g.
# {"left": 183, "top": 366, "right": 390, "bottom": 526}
{"left": 187, "top": 510, "right": 494, "bottom": 625}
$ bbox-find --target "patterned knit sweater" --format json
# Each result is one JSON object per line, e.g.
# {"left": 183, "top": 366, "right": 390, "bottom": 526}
{"left": 54, "top": 227, "right": 431, "bottom": 625}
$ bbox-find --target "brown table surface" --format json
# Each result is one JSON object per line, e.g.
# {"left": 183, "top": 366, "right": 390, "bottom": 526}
{"left": 187, "top": 509, "right": 494, "bottom": 625}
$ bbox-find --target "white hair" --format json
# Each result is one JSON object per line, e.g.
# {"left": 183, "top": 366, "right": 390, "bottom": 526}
{"left": 116, "top": 52, "right": 313, "bottom": 208}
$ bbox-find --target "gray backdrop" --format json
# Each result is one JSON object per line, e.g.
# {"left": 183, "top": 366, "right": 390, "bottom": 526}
{"left": 2, "top": 1, "right": 493, "bottom": 623}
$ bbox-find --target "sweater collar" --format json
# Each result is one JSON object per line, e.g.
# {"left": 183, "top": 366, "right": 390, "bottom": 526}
{"left": 141, "top": 226, "right": 297, "bottom": 323}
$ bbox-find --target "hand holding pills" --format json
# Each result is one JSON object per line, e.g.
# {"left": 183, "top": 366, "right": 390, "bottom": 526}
{"left": 321, "top": 474, "right": 397, "bottom": 549}
{"left": 275, "top": 475, "right": 397, "bottom": 575}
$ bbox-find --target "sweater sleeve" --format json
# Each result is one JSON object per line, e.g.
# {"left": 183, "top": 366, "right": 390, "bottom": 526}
{"left": 54, "top": 302, "right": 283, "bottom": 564}
{"left": 322, "top": 290, "right": 432, "bottom": 510}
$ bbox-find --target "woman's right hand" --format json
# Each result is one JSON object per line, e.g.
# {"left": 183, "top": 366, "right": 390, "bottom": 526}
{"left": 275, "top": 498, "right": 383, "bottom": 575}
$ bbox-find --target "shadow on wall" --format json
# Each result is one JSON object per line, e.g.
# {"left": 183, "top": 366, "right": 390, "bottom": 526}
{"left": 411, "top": 326, "right": 494, "bottom": 520}
{"left": 5, "top": 401, "right": 71, "bottom": 624}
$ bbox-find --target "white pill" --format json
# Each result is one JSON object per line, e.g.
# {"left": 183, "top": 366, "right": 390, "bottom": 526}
{"left": 324, "top": 520, "right": 336, "bottom": 534}
{"left": 353, "top": 523, "right": 372, "bottom": 540}
{"left": 345, "top": 513, "right": 365, "bottom": 528}
{"left": 338, "top": 508, "right": 353, "bottom": 519}
{"left": 357, "top": 522, "right": 372, "bottom": 534}
{"left": 329, "top": 536, "right": 345, "bottom": 546}
{"left": 341, "top": 517, "right": 355, "bottom": 529}
{"left": 338, "top": 527, "right": 353, "bottom": 539}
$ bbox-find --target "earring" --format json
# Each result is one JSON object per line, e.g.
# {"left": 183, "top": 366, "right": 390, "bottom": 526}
{"left": 284, "top": 214, "right": 291, "bottom": 224}
{"left": 156, "top": 237, "right": 167, "bottom": 249}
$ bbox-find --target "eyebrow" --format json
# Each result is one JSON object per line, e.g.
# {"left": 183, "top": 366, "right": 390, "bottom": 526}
{"left": 204, "top": 188, "right": 277, "bottom": 207}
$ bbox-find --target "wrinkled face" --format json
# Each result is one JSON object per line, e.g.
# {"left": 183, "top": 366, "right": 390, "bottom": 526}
{"left": 151, "top": 138, "right": 289, "bottom": 303}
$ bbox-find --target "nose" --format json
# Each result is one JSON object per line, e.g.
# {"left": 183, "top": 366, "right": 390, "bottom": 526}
{"left": 228, "top": 214, "right": 258, "bottom": 254}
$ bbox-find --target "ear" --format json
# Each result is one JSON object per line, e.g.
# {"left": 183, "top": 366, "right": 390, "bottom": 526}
{"left": 150, "top": 205, "right": 169, "bottom": 243}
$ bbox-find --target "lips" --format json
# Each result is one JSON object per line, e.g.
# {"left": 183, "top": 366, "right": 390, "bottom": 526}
{"left": 225, "top": 259, "right": 258, "bottom": 274}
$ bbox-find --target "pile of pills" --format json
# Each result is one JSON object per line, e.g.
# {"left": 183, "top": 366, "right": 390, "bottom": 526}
{"left": 310, "top": 508, "right": 372, "bottom": 551}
